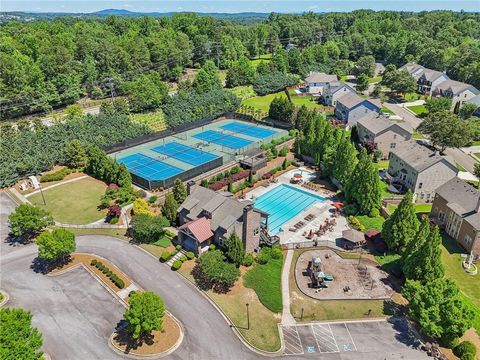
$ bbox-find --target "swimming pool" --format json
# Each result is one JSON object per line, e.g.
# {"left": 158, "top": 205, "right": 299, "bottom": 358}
{"left": 253, "top": 184, "right": 325, "bottom": 234}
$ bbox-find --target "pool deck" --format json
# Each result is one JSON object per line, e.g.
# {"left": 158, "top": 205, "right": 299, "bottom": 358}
{"left": 245, "top": 168, "right": 349, "bottom": 246}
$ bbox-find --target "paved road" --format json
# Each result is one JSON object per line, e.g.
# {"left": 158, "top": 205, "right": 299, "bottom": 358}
{"left": 1, "top": 192, "right": 426, "bottom": 360}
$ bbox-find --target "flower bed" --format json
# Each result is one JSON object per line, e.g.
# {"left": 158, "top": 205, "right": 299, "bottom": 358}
{"left": 208, "top": 170, "right": 249, "bottom": 191}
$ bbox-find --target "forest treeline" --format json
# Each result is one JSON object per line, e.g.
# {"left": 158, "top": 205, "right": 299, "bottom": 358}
{"left": 1, "top": 10, "right": 480, "bottom": 119}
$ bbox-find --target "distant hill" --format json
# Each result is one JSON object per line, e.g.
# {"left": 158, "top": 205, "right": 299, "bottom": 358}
{"left": 0, "top": 9, "right": 271, "bottom": 22}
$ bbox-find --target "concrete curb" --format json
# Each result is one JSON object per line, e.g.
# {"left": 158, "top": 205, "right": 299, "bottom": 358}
{"left": 108, "top": 312, "right": 184, "bottom": 359}
{"left": 0, "top": 290, "right": 10, "bottom": 307}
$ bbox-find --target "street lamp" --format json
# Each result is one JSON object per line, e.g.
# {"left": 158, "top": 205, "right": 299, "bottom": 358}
{"left": 246, "top": 303, "right": 250, "bottom": 330}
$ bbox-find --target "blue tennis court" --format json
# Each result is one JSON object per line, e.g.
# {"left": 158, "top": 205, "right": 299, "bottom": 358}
{"left": 118, "top": 153, "right": 183, "bottom": 181}
{"left": 193, "top": 130, "right": 253, "bottom": 149}
{"left": 151, "top": 142, "right": 219, "bottom": 166}
{"left": 221, "top": 121, "right": 277, "bottom": 139}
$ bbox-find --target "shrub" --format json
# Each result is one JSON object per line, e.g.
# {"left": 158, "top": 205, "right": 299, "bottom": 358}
{"left": 160, "top": 252, "right": 171, "bottom": 262}
{"left": 40, "top": 167, "right": 72, "bottom": 182}
{"left": 148, "top": 195, "right": 158, "bottom": 204}
{"left": 128, "top": 290, "right": 136, "bottom": 297}
{"left": 243, "top": 253, "right": 254, "bottom": 267}
{"left": 164, "top": 229, "right": 176, "bottom": 238}
{"left": 209, "top": 244, "right": 216, "bottom": 251}
{"left": 348, "top": 215, "right": 366, "bottom": 232}
{"left": 109, "top": 217, "right": 119, "bottom": 224}
{"left": 453, "top": 341, "right": 476, "bottom": 360}
{"left": 186, "top": 251, "right": 195, "bottom": 260}
{"left": 271, "top": 246, "right": 282, "bottom": 259}
{"left": 108, "top": 205, "right": 122, "bottom": 218}
{"left": 256, "top": 248, "right": 271, "bottom": 264}
{"left": 369, "top": 208, "right": 380, "bottom": 218}
{"left": 114, "top": 278, "right": 125, "bottom": 289}
{"left": 343, "top": 203, "right": 358, "bottom": 216}
{"left": 171, "top": 260, "right": 182, "bottom": 270}
{"left": 91, "top": 259, "right": 98, "bottom": 266}
{"left": 176, "top": 244, "right": 182, "bottom": 251}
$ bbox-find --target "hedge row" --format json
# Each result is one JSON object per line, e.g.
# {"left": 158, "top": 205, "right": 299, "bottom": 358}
{"left": 40, "top": 167, "right": 73, "bottom": 182}
{"left": 90, "top": 259, "right": 125, "bottom": 289}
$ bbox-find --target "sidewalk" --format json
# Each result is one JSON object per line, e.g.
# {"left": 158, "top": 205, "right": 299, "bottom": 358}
{"left": 281, "top": 249, "right": 296, "bottom": 326}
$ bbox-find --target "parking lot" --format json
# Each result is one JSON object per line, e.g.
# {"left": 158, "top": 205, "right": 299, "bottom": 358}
{"left": 281, "top": 318, "right": 428, "bottom": 359}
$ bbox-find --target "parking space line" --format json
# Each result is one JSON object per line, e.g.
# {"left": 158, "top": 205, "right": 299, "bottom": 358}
{"left": 282, "top": 326, "right": 304, "bottom": 355}
{"left": 310, "top": 324, "right": 339, "bottom": 353}
{"left": 344, "top": 323, "right": 358, "bottom": 351}
{"left": 328, "top": 324, "right": 340, "bottom": 352}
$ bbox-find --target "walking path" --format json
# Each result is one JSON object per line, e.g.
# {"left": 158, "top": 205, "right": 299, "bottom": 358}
{"left": 24, "top": 175, "right": 88, "bottom": 198}
{"left": 166, "top": 250, "right": 186, "bottom": 267}
{"left": 281, "top": 249, "right": 296, "bottom": 326}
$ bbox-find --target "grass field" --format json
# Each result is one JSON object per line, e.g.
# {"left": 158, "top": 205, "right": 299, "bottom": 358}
{"left": 59, "top": 227, "right": 129, "bottom": 240}
{"left": 129, "top": 110, "right": 167, "bottom": 131}
{"left": 250, "top": 54, "right": 272, "bottom": 68}
{"left": 474, "top": 152, "right": 480, "bottom": 160}
{"left": 412, "top": 132, "right": 426, "bottom": 139}
{"left": 369, "top": 76, "right": 382, "bottom": 83}
{"left": 407, "top": 104, "right": 428, "bottom": 116}
{"left": 357, "top": 215, "right": 385, "bottom": 231}
{"left": 386, "top": 203, "right": 432, "bottom": 214}
{"left": 374, "top": 160, "right": 389, "bottom": 170}
{"left": 29, "top": 177, "right": 107, "bottom": 224}
{"left": 380, "top": 106, "right": 394, "bottom": 114}
{"left": 379, "top": 180, "right": 398, "bottom": 198}
{"left": 244, "top": 257, "right": 283, "bottom": 313}
{"left": 440, "top": 234, "right": 480, "bottom": 331}
{"left": 291, "top": 95, "right": 322, "bottom": 109}
{"left": 241, "top": 91, "right": 286, "bottom": 112}
{"left": 374, "top": 251, "right": 402, "bottom": 274}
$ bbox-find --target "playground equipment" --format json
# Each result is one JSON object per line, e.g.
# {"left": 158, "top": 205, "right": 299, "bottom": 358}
{"left": 307, "top": 256, "right": 334, "bottom": 288}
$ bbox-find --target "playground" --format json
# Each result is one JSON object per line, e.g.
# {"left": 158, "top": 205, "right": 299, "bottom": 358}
{"left": 295, "top": 249, "right": 394, "bottom": 300}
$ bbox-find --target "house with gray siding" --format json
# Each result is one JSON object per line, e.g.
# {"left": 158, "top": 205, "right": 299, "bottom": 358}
{"left": 334, "top": 93, "right": 381, "bottom": 127}
{"left": 416, "top": 69, "right": 449, "bottom": 96}
{"left": 466, "top": 94, "right": 480, "bottom": 116}
{"left": 387, "top": 141, "right": 458, "bottom": 203}
{"left": 356, "top": 113, "right": 413, "bottom": 159}
{"left": 177, "top": 182, "right": 269, "bottom": 254}
{"left": 321, "top": 81, "right": 356, "bottom": 106}
{"left": 304, "top": 72, "right": 338, "bottom": 95}
{"left": 399, "top": 63, "right": 426, "bottom": 80}
{"left": 433, "top": 79, "right": 480, "bottom": 111}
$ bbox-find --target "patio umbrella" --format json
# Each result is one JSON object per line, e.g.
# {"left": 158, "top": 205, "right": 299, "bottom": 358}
{"left": 293, "top": 173, "right": 303, "bottom": 179}
{"left": 332, "top": 202, "right": 344, "bottom": 209}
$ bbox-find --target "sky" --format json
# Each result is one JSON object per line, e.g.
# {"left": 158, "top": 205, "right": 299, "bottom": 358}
{"left": 2, "top": 0, "right": 479, "bottom": 14}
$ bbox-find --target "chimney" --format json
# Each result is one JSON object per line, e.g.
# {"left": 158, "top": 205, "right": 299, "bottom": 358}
{"left": 477, "top": 194, "right": 480, "bottom": 213}
{"left": 186, "top": 180, "right": 197, "bottom": 196}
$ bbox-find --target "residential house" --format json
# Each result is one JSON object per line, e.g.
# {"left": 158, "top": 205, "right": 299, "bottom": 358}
{"left": 399, "top": 63, "right": 426, "bottom": 80}
{"left": 374, "top": 62, "right": 385, "bottom": 76}
{"left": 387, "top": 141, "right": 458, "bottom": 202}
{"left": 416, "top": 69, "right": 449, "bottom": 96}
{"left": 466, "top": 94, "right": 480, "bottom": 116}
{"left": 433, "top": 79, "right": 480, "bottom": 111}
{"left": 304, "top": 72, "right": 338, "bottom": 95}
{"left": 322, "top": 81, "right": 356, "bottom": 106}
{"left": 356, "top": 113, "right": 413, "bottom": 159}
{"left": 334, "top": 93, "right": 381, "bottom": 127}
{"left": 430, "top": 177, "right": 480, "bottom": 257}
{"left": 177, "top": 182, "right": 269, "bottom": 255}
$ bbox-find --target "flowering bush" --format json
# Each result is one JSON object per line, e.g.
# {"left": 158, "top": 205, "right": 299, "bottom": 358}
{"left": 108, "top": 205, "right": 122, "bottom": 218}
{"left": 208, "top": 170, "right": 249, "bottom": 191}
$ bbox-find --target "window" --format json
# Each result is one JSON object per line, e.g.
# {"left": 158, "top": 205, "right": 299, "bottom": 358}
{"left": 254, "top": 227, "right": 259, "bottom": 236}
{"left": 393, "top": 134, "right": 397, "bottom": 139}
{"left": 390, "top": 143, "right": 396, "bottom": 149}
{"left": 464, "top": 235, "right": 472, "bottom": 247}
{"left": 419, "top": 182, "right": 423, "bottom": 189}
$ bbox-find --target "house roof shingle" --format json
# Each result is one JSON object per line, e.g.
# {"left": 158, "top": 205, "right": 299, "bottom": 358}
{"left": 305, "top": 72, "right": 338, "bottom": 83}
{"left": 178, "top": 217, "right": 214, "bottom": 243}
{"left": 357, "top": 113, "right": 413, "bottom": 136}
{"left": 435, "top": 177, "right": 480, "bottom": 230}
{"left": 337, "top": 93, "right": 381, "bottom": 110}
{"left": 420, "top": 69, "right": 446, "bottom": 82}
{"left": 399, "top": 63, "right": 426, "bottom": 79}
{"left": 435, "top": 79, "right": 477, "bottom": 95}
{"left": 391, "top": 141, "right": 455, "bottom": 173}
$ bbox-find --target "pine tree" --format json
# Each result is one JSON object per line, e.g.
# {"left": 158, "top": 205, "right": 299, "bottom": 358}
{"left": 162, "top": 193, "right": 178, "bottom": 224}
{"left": 402, "top": 216, "right": 430, "bottom": 278}
{"left": 345, "top": 148, "right": 381, "bottom": 215}
{"left": 224, "top": 231, "right": 245, "bottom": 267}
{"left": 172, "top": 178, "right": 188, "bottom": 204}
{"left": 332, "top": 137, "right": 358, "bottom": 186}
{"left": 63, "top": 139, "right": 87, "bottom": 169}
{"left": 381, "top": 190, "right": 419, "bottom": 253}
{"left": 404, "top": 221, "right": 444, "bottom": 282}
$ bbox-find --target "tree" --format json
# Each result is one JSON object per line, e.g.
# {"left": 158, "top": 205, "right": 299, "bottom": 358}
{"left": 130, "top": 214, "right": 169, "bottom": 243}
{"left": 345, "top": 149, "right": 381, "bottom": 215}
{"left": 65, "top": 104, "right": 82, "bottom": 119}
{"left": 459, "top": 103, "right": 478, "bottom": 120}
{"left": 162, "top": 193, "right": 178, "bottom": 224}
{"left": 382, "top": 70, "right": 417, "bottom": 97}
{"left": 224, "top": 231, "right": 245, "bottom": 267}
{"left": 63, "top": 139, "right": 87, "bottom": 169}
{"left": 196, "top": 250, "right": 240, "bottom": 292}
{"left": 226, "top": 57, "right": 256, "bottom": 87}
{"left": 127, "top": 72, "right": 168, "bottom": 113}
{"left": 474, "top": 163, "right": 480, "bottom": 188}
{"left": 403, "top": 217, "right": 444, "bottom": 282}
{"left": 124, "top": 291, "right": 165, "bottom": 340}
{"left": 418, "top": 111, "right": 472, "bottom": 153}
{"left": 8, "top": 204, "right": 53, "bottom": 241}
{"left": 402, "top": 278, "right": 475, "bottom": 339}
{"left": 332, "top": 137, "right": 358, "bottom": 186}
{"left": 193, "top": 61, "right": 222, "bottom": 93}
{"left": 36, "top": 228, "right": 76, "bottom": 264}
{"left": 0, "top": 307, "right": 43, "bottom": 360}
{"left": 172, "top": 178, "right": 187, "bottom": 204}
{"left": 355, "top": 73, "right": 369, "bottom": 92}
{"left": 381, "top": 190, "right": 419, "bottom": 253}
{"left": 132, "top": 198, "right": 153, "bottom": 216}
{"left": 425, "top": 97, "right": 452, "bottom": 113}
{"left": 355, "top": 55, "right": 376, "bottom": 77}
{"left": 269, "top": 96, "right": 294, "bottom": 123}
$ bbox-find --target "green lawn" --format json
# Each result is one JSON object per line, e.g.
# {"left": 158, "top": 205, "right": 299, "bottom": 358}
{"left": 29, "top": 177, "right": 107, "bottom": 225}
{"left": 404, "top": 92, "right": 423, "bottom": 102}
{"left": 129, "top": 110, "right": 166, "bottom": 132}
{"left": 386, "top": 203, "right": 432, "bottom": 214}
{"left": 152, "top": 236, "right": 172, "bottom": 248}
{"left": 455, "top": 162, "right": 467, "bottom": 172}
{"left": 412, "top": 132, "right": 426, "bottom": 139}
{"left": 440, "top": 234, "right": 480, "bottom": 331}
{"left": 241, "top": 91, "right": 286, "bottom": 112}
{"left": 470, "top": 141, "right": 480, "bottom": 146}
{"left": 379, "top": 180, "right": 397, "bottom": 198}
{"left": 369, "top": 76, "right": 382, "bottom": 83}
{"left": 474, "top": 152, "right": 480, "bottom": 160}
{"left": 374, "top": 160, "right": 389, "bottom": 170}
{"left": 244, "top": 257, "right": 283, "bottom": 313}
{"left": 291, "top": 96, "right": 322, "bottom": 109}
{"left": 356, "top": 215, "right": 385, "bottom": 231}
{"left": 374, "top": 251, "right": 402, "bottom": 274}
{"left": 249, "top": 54, "right": 272, "bottom": 68}
{"left": 380, "top": 106, "right": 394, "bottom": 114}
{"left": 58, "top": 227, "right": 130, "bottom": 241}
{"left": 407, "top": 104, "right": 428, "bottom": 116}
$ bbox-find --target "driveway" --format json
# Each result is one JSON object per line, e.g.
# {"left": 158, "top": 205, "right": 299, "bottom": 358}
{"left": 382, "top": 102, "right": 421, "bottom": 129}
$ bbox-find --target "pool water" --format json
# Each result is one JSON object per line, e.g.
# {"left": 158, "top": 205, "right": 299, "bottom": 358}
{"left": 253, "top": 184, "right": 325, "bottom": 234}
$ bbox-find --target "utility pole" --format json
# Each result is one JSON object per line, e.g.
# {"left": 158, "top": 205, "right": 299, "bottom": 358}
{"left": 105, "top": 78, "right": 116, "bottom": 107}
